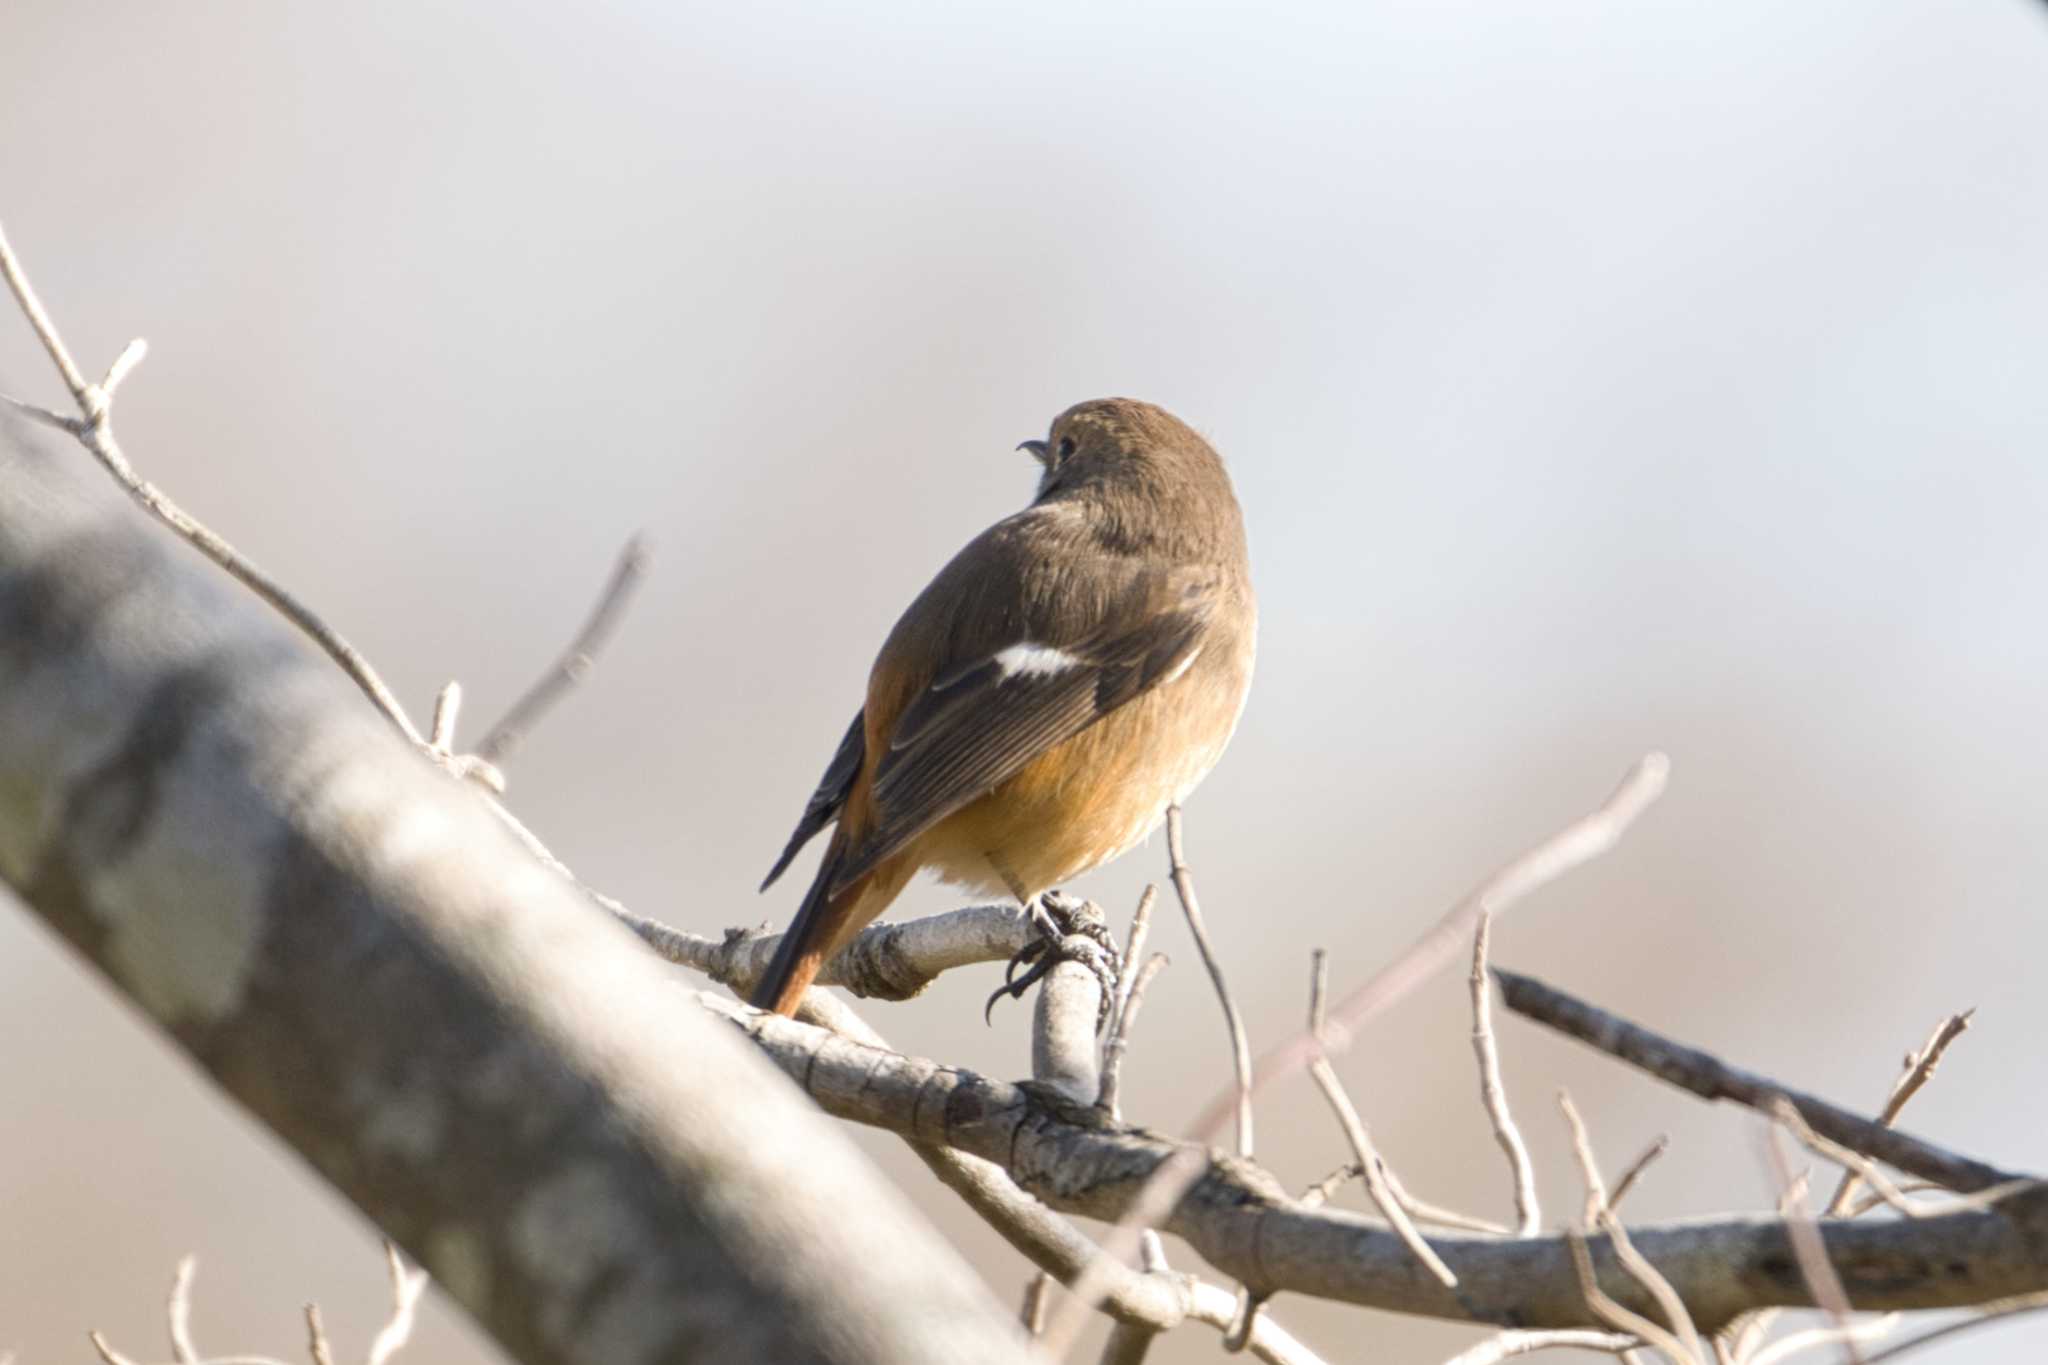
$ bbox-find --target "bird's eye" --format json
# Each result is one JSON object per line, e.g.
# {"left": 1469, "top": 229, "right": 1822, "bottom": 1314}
{"left": 1057, "top": 436, "right": 1077, "bottom": 460}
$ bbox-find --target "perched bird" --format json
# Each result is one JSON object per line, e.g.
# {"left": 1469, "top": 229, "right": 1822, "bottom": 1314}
{"left": 753, "top": 398, "right": 1256, "bottom": 1017}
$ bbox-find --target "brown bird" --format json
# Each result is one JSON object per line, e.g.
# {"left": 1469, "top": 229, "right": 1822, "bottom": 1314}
{"left": 753, "top": 397, "right": 1256, "bottom": 1017}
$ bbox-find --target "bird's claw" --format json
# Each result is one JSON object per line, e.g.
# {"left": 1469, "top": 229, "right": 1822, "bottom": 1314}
{"left": 984, "top": 891, "right": 1122, "bottom": 1028}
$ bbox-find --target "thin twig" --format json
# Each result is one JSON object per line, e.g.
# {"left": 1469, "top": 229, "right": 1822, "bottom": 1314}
{"left": 1109, "top": 886, "right": 1158, "bottom": 1037}
{"left": 1859, "top": 1290, "right": 2048, "bottom": 1364}
{"left": 1191, "top": 753, "right": 1669, "bottom": 1140}
{"left": 1745, "top": 1315, "right": 1899, "bottom": 1365}
{"left": 475, "top": 534, "right": 650, "bottom": 763}
{"left": 1725, "top": 1011, "right": 1976, "bottom": 1364}
{"left": 1025, "top": 760, "right": 1669, "bottom": 1355}
{"left": 1470, "top": 911, "right": 1539, "bottom": 1235}
{"left": 1764, "top": 1107, "right": 1863, "bottom": 1365}
{"left": 1609, "top": 1135, "right": 1670, "bottom": 1211}
{"left": 1443, "top": 1329, "right": 1641, "bottom": 1363}
{"left": 1495, "top": 970, "right": 2022, "bottom": 1194}
{"left": 1374, "top": 1162, "right": 1513, "bottom": 1235}
{"left": 1165, "top": 804, "right": 1254, "bottom": 1158}
{"left": 1565, "top": 1230, "right": 1699, "bottom": 1365}
{"left": 430, "top": 682, "right": 463, "bottom": 753}
{"left": 0, "top": 222, "right": 425, "bottom": 745}
{"left": 367, "top": 1242, "right": 430, "bottom": 1365}
{"left": 87, "top": 1333, "right": 139, "bottom": 1365}
{"left": 1560, "top": 1093, "right": 1706, "bottom": 1364}
{"left": 1035, "top": 1145, "right": 1208, "bottom": 1360}
{"left": 1826, "top": 1011, "right": 1974, "bottom": 1215}
{"left": 168, "top": 1256, "right": 201, "bottom": 1364}
{"left": 1098, "top": 952, "right": 1169, "bottom": 1118}
{"left": 1022, "top": 1272, "right": 1054, "bottom": 1334}
{"left": 304, "top": 1304, "right": 336, "bottom": 1365}
{"left": 1308, "top": 951, "right": 1457, "bottom": 1287}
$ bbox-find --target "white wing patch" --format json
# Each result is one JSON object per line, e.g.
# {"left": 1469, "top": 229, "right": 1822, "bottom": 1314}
{"left": 1159, "top": 643, "right": 1203, "bottom": 687}
{"left": 993, "top": 642, "right": 1082, "bottom": 679}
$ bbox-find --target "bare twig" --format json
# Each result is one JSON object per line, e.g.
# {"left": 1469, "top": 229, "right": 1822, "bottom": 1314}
{"left": 1098, "top": 886, "right": 1161, "bottom": 1116}
{"left": 304, "top": 1304, "right": 336, "bottom": 1365}
{"left": 1560, "top": 1092, "right": 1706, "bottom": 1364}
{"left": 1036, "top": 1145, "right": 1210, "bottom": 1360}
{"left": 1859, "top": 1290, "right": 2048, "bottom": 1363}
{"left": 1565, "top": 1230, "right": 1699, "bottom": 1365}
{"left": 1108, "top": 886, "right": 1158, "bottom": 1040}
{"left": 0, "top": 222, "right": 425, "bottom": 745}
{"left": 1609, "top": 1135, "right": 1670, "bottom": 1211}
{"left": 169, "top": 1256, "right": 201, "bottom": 1363}
{"left": 1470, "top": 911, "right": 1539, "bottom": 1235}
{"left": 1745, "top": 1315, "right": 1899, "bottom": 1365}
{"left": 1192, "top": 753, "right": 1669, "bottom": 1139}
{"left": 475, "top": 534, "right": 649, "bottom": 763}
{"left": 1022, "top": 1272, "right": 1054, "bottom": 1334}
{"left": 1495, "top": 970, "right": 2022, "bottom": 1194}
{"left": 1165, "top": 804, "right": 1254, "bottom": 1158}
{"left": 1374, "top": 1163, "right": 1513, "bottom": 1235}
{"left": 1765, "top": 1107, "right": 1863, "bottom": 1365}
{"left": 87, "top": 1333, "right": 139, "bottom": 1365}
{"left": 368, "top": 1242, "right": 430, "bottom": 1365}
{"left": 1826, "top": 1011, "right": 1974, "bottom": 1215}
{"left": 1444, "top": 1329, "right": 1640, "bottom": 1363}
{"left": 1099, "top": 952, "right": 1169, "bottom": 1118}
{"left": 1308, "top": 951, "right": 1457, "bottom": 1287}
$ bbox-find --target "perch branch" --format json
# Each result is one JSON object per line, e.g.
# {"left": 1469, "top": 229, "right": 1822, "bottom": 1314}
{"left": 709, "top": 993, "right": 2048, "bottom": 1331}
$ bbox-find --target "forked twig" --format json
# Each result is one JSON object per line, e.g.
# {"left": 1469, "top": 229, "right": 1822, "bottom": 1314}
{"left": 1560, "top": 1091, "right": 1705, "bottom": 1364}
{"left": 1825, "top": 1011, "right": 1973, "bottom": 1215}
{"left": 0, "top": 222, "right": 426, "bottom": 746}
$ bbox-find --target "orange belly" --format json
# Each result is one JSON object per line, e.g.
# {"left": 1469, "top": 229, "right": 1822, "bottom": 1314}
{"left": 913, "top": 644, "right": 1250, "bottom": 898}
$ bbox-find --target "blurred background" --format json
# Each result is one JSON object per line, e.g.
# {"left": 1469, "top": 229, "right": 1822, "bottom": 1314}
{"left": 4, "top": 1, "right": 2046, "bottom": 1360}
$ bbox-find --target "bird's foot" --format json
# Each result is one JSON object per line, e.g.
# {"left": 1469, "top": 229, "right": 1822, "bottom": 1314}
{"left": 984, "top": 890, "right": 1122, "bottom": 1028}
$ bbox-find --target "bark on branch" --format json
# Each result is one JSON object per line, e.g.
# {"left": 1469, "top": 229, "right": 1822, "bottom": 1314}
{"left": 705, "top": 993, "right": 2048, "bottom": 1334}
{"left": 0, "top": 416, "right": 1029, "bottom": 1365}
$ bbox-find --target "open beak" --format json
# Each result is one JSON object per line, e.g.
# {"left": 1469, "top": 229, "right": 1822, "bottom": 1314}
{"left": 1016, "top": 439, "right": 1050, "bottom": 465}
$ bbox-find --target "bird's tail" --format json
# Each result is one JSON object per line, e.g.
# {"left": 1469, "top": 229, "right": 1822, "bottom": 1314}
{"left": 752, "top": 847, "right": 850, "bottom": 1016}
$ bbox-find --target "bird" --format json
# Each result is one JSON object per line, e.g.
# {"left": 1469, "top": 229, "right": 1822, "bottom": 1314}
{"left": 752, "top": 397, "right": 1256, "bottom": 1018}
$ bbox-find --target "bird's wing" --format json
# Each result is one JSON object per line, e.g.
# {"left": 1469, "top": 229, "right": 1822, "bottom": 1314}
{"left": 761, "top": 710, "right": 866, "bottom": 890}
{"left": 831, "top": 538, "right": 1222, "bottom": 892}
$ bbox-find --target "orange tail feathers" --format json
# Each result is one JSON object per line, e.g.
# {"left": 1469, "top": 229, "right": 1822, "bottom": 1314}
{"left": 751, "top": 848, "right": 916, "bottom": 1017}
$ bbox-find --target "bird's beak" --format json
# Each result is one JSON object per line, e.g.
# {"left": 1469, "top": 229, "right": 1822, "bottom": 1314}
{"left": 1017, "top": 439, "right": 1050, "bottom": 465}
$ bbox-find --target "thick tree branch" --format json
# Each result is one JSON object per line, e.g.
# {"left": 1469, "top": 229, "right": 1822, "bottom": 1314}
{"left": 707, "top": 994, "right": 2048, "bottom": 1333}
{"left": 0, "top": 416, "right": 1030, "bottom": 1365}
